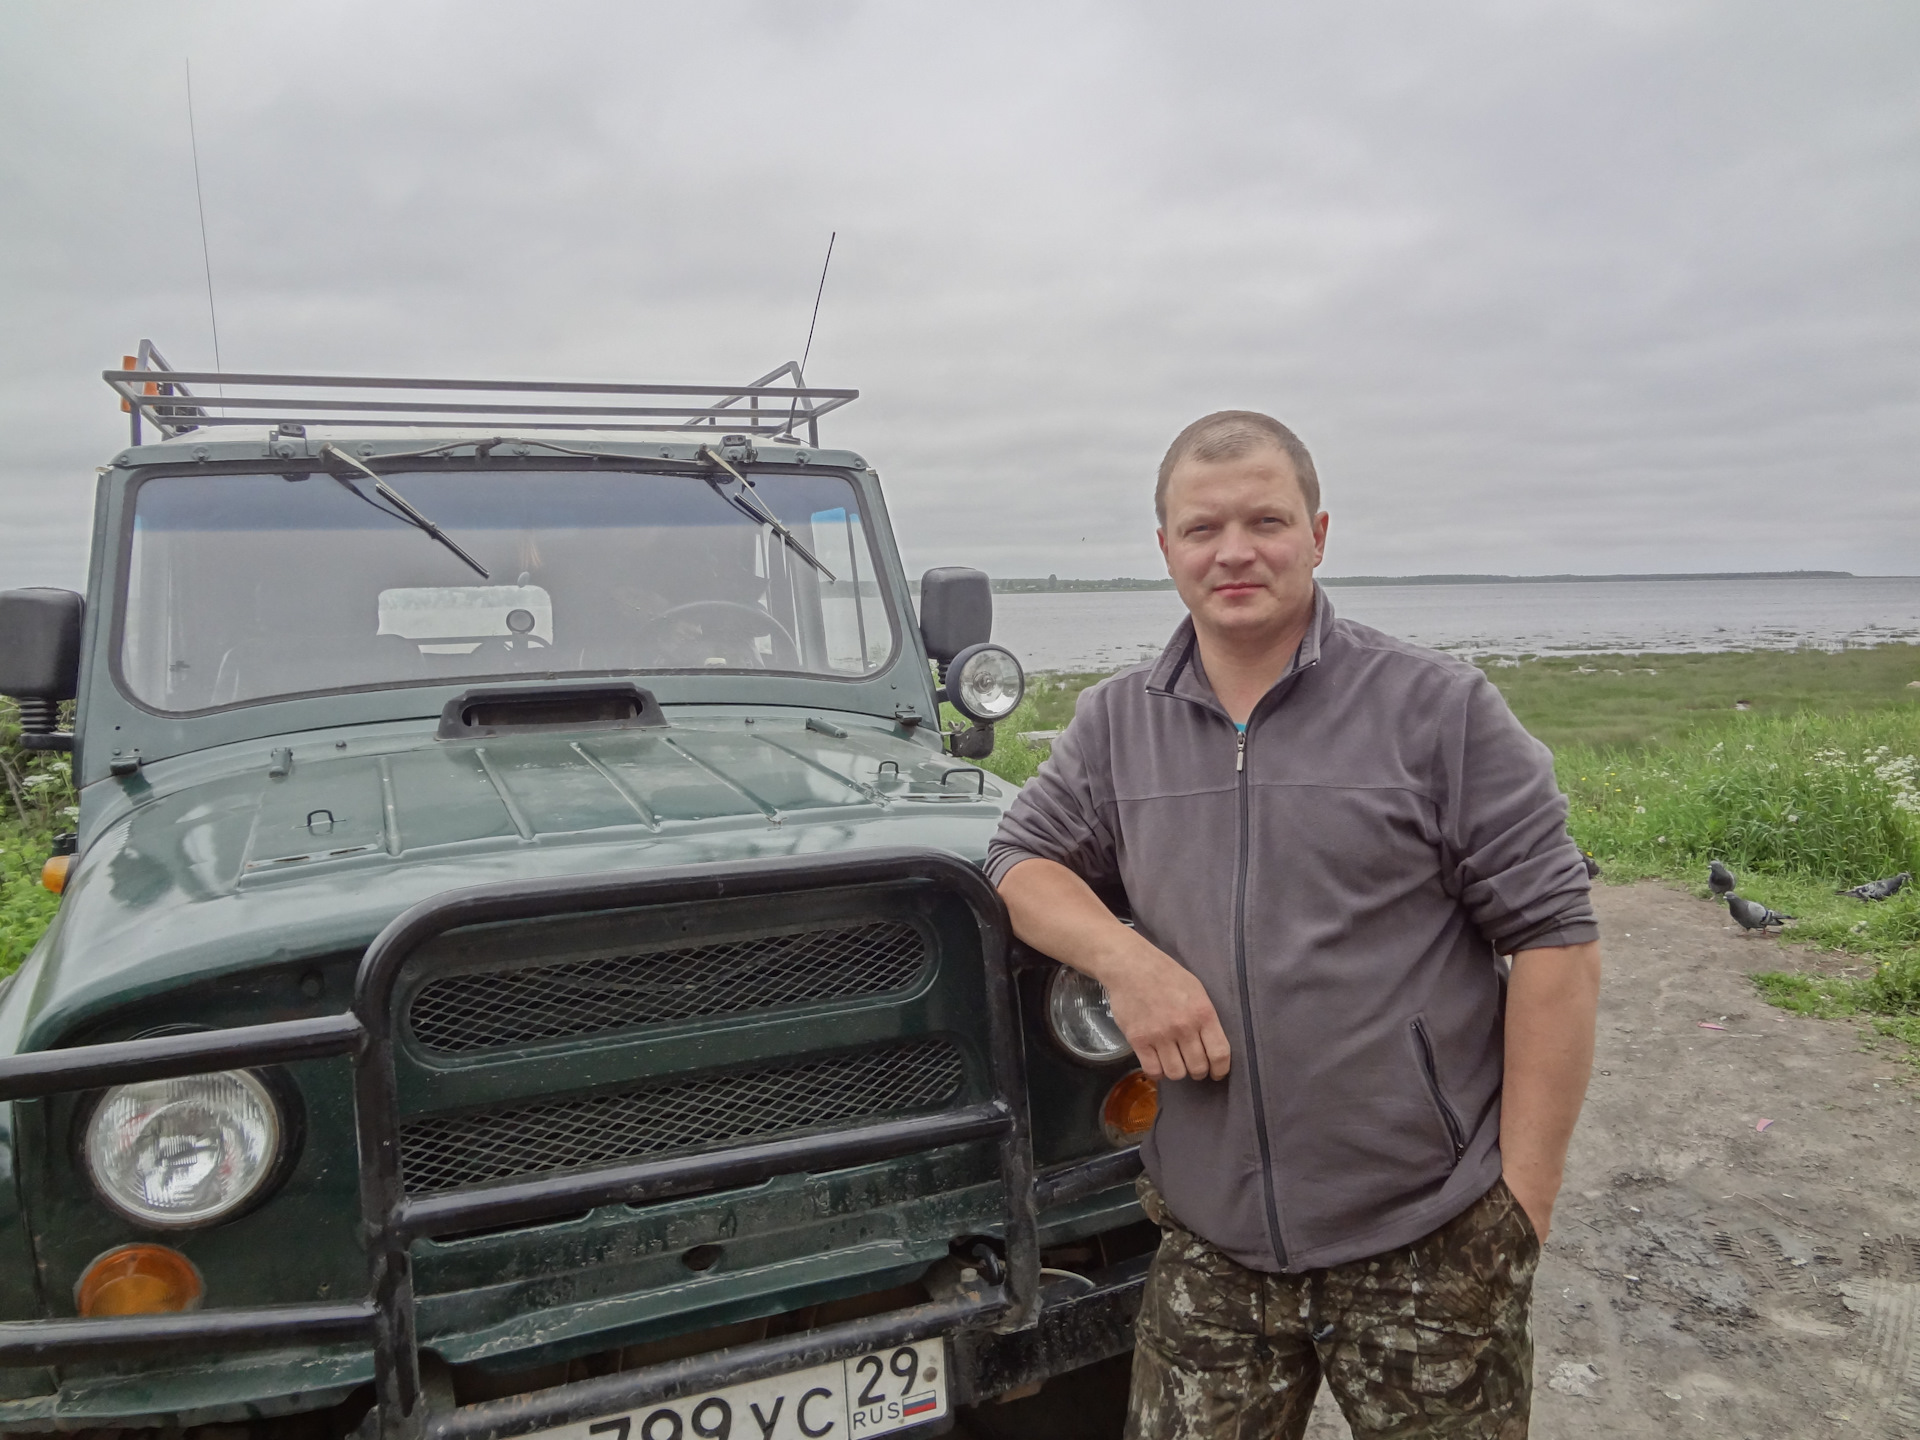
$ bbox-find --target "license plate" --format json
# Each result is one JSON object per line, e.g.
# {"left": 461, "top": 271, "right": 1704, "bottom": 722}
{"left": 537, "top": 1339, "right": 949, "bottom": 1440}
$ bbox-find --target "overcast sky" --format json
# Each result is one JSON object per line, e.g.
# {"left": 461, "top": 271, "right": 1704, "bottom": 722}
{"left": 3, "top": 1, "right": 1916, "bottom": 589}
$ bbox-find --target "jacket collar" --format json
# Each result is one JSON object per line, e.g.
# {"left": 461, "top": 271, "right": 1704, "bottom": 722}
{"left": 1146, "top": 583, "right": 1335, "bottom": 709}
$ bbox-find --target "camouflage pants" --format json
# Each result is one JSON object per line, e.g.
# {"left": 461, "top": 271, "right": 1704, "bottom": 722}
{"left": 1126, "top": 1176, "right": 1540, "bottom": 1439}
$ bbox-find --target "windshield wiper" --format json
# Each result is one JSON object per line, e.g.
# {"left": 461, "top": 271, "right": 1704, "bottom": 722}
{"left": 319, "top": 442, "right": 490, "bottom": 579}
{"left": 697, "top": 445, "right": 835, "bottom": 581}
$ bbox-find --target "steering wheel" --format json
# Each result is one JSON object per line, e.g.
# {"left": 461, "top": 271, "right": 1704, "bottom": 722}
{"left": 646, "top": 600, "right": 799, "bottom": 668}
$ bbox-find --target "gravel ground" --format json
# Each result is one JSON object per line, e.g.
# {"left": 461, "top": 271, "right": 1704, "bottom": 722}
{"left": 1300, "top": 880, "right": 1920, "bottom": 1438}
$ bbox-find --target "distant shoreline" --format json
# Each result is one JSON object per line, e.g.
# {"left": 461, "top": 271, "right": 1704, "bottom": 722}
{"left": 990, "top": 571, "right": 1879, "bottom": 593}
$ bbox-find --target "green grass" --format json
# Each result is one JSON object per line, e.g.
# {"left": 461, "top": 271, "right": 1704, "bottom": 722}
{"left": 1481, "top": 645, "right": 1920, "bottom": 751}
{"left": 994, "top": 646, "right": 1920, "bottom": 761}
{"left": 1556, "top": 713, "right": 1920, "bottom": 880}
{"left": 1496, "top": 651, "right": 1920, "bottom": 1066}
{"left": 1, "top": 816, "right": 63, "bottom": 977}
{"left": 1, "top": 698, "right": 77, "bottom": 978}
{"left": 1017, "top": 671, "right": 1118, "bottom": 734}
{"left": 1552, "top": 704, "right": 1920, "bottom": 1064}
{"left": 1753, "top": 968, "right": 1920, "bottom": 1057}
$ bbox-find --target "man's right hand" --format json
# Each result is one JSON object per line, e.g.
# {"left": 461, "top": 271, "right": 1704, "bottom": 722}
{"left": 1098, "top": 935, "right": 1233, "bottom": 1081}
{"left": 998, "top": 857, "right": 1232, "bottom": 1082}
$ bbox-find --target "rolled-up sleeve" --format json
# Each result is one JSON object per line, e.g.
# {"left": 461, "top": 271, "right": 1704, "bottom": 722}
{"left": 984, "top": 683, "right": 1123, "bottom": 889}
{"left": 1439, "top": 674, "right": 1598, "bottom": 955}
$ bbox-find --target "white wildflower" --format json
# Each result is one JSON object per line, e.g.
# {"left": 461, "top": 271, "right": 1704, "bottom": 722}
{"left": 61, "top": 806, "right": 78, "bottom": 819}
{"left": 1871, "top": 753, "right": 1920, "bottom": 814}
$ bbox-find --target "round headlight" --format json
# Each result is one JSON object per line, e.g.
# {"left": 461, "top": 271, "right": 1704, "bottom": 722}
{"left": 945, "top": 643, "right": 1025, "bottom": 725}
{"left": 84, "top": 1071, "right": 284, "bottom": 1229}
{"left": 1046, "top": 966, "right": 1133, "bottom": 1066}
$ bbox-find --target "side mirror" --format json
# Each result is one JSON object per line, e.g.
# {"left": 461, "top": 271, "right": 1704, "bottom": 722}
{"left": 1, "top": 588, "right": 84, "bottom": 752}
{"left": 919, "top": 568, "right": 1027, "bottom": 760}
{"left": 918, "top": 567, "right": 993, "bottom": 667}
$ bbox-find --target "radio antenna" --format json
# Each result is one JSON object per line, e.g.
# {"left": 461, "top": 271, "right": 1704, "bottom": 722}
{"left": 185, "top": 60, "right": 225, "bottom": 399}
{"left": 799, "top": 231, "right": 836, "bottom": 377}
{"left": 773, "top": 232, "right": 838, "bottom": 445}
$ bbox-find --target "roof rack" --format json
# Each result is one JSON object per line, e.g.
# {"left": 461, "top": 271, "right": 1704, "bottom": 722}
{"left": 103, "top": 341, "right": 858, "bottom": 448}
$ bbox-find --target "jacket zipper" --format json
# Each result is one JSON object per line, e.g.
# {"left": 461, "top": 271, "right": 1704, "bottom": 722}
{"left": 1410, "top": 1017, "right": 1467, "bottom": 1163}
{"left": 1233, "top": 726, "right": 1289, "bottom": 1268}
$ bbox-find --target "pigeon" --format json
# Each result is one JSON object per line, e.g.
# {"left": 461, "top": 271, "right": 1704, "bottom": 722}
{"left": 1708, "top": 860, "right": 1737, "bottom": 898}
{"left": 1838, "top": 872, "right": 1911, "bottom": 902}
{"left": 1726, "top": 894, "right": 1793, "bottom": 934}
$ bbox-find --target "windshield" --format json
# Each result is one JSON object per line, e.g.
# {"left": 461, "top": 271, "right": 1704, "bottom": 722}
{"left": 120, "top": 467, "right": 897, "bottom": 713}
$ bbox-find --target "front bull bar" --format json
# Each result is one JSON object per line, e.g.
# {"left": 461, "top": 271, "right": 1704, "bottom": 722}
{"left": 0, "top": 848, "right": 1058, "bottom": 1440}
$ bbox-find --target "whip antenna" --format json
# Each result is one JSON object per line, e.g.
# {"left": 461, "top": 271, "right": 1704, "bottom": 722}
{"left": 774, "top": 232, "right": 837, "bottom": 444}
{"left": 185, "top": 60, "right": 224, "bottom": 399}
{"left": 800, "top": 230, "right": 836, "bottom": 377}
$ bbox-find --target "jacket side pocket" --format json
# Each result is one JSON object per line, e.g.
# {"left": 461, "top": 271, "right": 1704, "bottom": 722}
{"left": 1410, "top": 1016, "right": 1467, "bottom": 1165}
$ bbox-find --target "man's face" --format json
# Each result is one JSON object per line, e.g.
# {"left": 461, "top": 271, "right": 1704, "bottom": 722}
{"left": 1156, "top": 446, "right": 1329, "bottom": 645}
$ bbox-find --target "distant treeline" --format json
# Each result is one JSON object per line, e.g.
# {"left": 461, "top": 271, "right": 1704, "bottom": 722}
{"left": 1320, "top": 571, "right": 1859, "bottom": 586}
{"left": 987, "top": 571, "right": 1858, "bottom": 593}
{"left": 993, "top": 577, "right": 1176, "bottom": 593}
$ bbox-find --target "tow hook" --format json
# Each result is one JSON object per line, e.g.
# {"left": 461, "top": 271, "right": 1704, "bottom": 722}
{"left": 955, "top": 1236, "right": 1009, "bottom": 1286}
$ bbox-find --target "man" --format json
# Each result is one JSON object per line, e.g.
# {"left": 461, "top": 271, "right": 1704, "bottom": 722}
{"left": 986, "top": 412, "right": 1601, "bottom": 1438}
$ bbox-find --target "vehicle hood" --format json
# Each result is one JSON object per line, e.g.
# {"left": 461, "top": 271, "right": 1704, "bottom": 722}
{"left": 6, "top": 717, "right": 1011, "bottom": 1050}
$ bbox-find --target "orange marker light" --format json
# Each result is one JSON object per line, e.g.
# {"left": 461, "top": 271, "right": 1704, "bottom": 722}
{"left": 1101, "top": 1070, "right": 1159, "bottom": 1146}
{"left": 76, "top": 1244, "right": 204, "bottom": 1318}
{"left": 41, "top": 855, "right": 70, "bottom": 894}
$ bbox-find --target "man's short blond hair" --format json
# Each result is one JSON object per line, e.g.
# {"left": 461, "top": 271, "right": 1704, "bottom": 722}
{"left": 1155, "top": 410, "right": 1320, "bottom": 524}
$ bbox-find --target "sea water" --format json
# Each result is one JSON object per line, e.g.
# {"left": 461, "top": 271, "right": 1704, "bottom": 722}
{"left": 990, "top": 577, "right": 1920, "bottom": 672}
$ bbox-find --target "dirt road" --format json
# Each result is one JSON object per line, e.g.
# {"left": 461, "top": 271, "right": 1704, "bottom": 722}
{"left": 1300, "top": 880, "right": 1920, "bottom": 1438}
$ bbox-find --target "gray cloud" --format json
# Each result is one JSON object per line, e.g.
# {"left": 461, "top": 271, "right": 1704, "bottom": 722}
{"left": 2, "top": 0, "right": 1915, "bottom": 589}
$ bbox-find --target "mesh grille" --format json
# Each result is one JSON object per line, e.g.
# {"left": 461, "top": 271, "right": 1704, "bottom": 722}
{"left": 408, "top": 921, "right": 931, "bottom": 1054}
{"left": 399, "top": 1041, "right": 966, "bottom": 1194}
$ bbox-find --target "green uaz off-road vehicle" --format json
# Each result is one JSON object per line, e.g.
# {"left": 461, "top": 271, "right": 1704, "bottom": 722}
{"left": 0, "top": 351, "right": 1153, "bottom": 1440}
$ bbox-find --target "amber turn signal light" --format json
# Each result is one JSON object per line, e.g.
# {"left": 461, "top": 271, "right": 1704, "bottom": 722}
{"left": 41, "top": 855, "right": 70, "bottom": 894}
{"left": 75, "top": 1244, "right": 204, "bottom": 1318}
{"left": 1101, "top": 1069, "right": 1159, "bottom": 1146}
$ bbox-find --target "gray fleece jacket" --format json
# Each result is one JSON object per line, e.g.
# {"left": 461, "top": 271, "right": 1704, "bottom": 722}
{"left": 985, "top": 588, "right": 1596, "bottom": 1272}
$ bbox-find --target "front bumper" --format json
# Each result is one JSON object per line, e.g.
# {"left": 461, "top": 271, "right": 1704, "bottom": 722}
{"left": 427, "top": 1248, "right": 1146, "bottom": 1440}
{"left": 0, "top": 1173, "right": 1145, "bottom": 1433}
